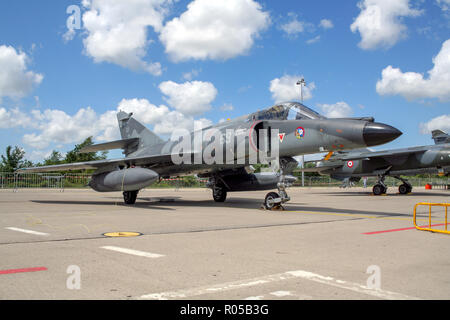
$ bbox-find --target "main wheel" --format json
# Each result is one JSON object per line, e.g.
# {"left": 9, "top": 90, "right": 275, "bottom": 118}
{"left": 212, "top": 186, "right": 227, "bottom": 202}
{"left": 373, "top": 184, "right": 385, "bottom": 196}
{"left": 123, "top": 190, "right": 138, "bottom": 204}
{"left": 264, "top": 192, "right": 280, "bottom": 210}
{"left": 398, "top": 184, "right": 409, "bottom": 195}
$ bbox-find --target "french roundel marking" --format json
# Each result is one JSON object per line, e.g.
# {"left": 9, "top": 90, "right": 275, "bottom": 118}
{"left": 347, "top": 161, "right": 354, "bottom": 168}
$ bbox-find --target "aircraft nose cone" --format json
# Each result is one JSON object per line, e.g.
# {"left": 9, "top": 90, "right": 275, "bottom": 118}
{"left": 363, "top": 122, "right": 402, "bottom": 147}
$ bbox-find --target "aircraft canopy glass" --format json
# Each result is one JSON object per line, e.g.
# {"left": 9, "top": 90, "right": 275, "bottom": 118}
{"left": 250, "top": 102, "right": 325, "bottom": 121}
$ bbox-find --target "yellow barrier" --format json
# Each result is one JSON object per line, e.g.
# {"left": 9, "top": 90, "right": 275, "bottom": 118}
{"left": 413, "top": 202, "right": 449, "bottom": 235}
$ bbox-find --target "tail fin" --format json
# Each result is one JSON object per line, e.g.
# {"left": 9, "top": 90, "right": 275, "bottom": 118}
{"left": 432, "top": 130, "right": 450, "bottom": 145}
{"left": 117, "top": 111, "right": 164, "bottom": 155}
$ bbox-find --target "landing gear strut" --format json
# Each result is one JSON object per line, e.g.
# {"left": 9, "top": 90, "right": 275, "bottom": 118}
{"left": 123, "top": 190, "right": 138, "bottom": 204}
{"left": 263, "top": 158, "right": 293, "bottom": 210}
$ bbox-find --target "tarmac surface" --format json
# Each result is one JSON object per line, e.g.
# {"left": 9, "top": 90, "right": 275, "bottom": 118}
{"left": 0, "top": 186, "right": 449, "bottom": 300}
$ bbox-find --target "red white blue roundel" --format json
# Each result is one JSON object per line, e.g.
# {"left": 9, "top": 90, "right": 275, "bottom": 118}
{"left": 347, "top": 161, "right": 354, "bottom": 168}
{"left": 295, "top": 127, "right": 305, "bottom": 139}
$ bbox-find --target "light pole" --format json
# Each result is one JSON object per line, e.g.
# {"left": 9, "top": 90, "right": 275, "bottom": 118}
{"left": 296, "top": 78, "right": 306, "bottom": 104}
{"left": 296, "top": 78, "right": 306, "bottom": 187}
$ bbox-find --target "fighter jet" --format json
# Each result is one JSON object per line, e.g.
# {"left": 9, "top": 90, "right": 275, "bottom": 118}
{"left": 18, "top": 102, "right": 401, "bottom": 208}
{"left": 301, "top": 130, "right": 450, "bottom": 195}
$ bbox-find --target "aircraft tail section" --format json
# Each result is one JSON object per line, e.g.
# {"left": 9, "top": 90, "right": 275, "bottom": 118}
{"left": 117, "top": 111, "right": 164, "bottom": 155}
{"left": 432, "top": 130, "right": 450, "bottom": 145}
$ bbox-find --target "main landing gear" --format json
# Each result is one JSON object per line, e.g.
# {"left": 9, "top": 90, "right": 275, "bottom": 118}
{"left": 372, "top": 175, "right": 412, "bottom": 196}
{"left": 123, "top": 190, "right": 139, "bottom": 204}
{"left": 395, "top": 176, "right": 413, "bottom": 195}
{"left": 212, "top": 185, "right": 227, "bottom": 202}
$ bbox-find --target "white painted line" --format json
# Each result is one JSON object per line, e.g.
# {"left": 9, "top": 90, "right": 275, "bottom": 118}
{"left": 270, "top": 290, "right": 293, "bottom": 297}
{"left": 285, "top": 270, "right": 420, "bottom": 300}
{"left": 100, "top": 246, "right": 164, "bottom": 259}
{"left": 5, "top": 227, "right": 49, "bottom": 236}
{"left": 139, "top": 269, "right": 420, "bottom": 300}
{"left": 244, "top": 296, "right": 264, "bottom": 300}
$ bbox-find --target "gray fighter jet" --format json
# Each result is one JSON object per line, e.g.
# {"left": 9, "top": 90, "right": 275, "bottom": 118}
{"left": 302, "top": 130, "right": 450, "bottom": 195}
{"left": 18, "top": 102, "right": 401, "bottom": 208}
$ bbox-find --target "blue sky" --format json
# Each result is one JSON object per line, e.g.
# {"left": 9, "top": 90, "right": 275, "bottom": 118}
{"left": 0, "top": 0, "right": 449, "bottom": 162}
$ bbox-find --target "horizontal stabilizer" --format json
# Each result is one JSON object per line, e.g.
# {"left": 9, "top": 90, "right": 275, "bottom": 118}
{"left": 79, "top": 138, "right": 139, "bottom": 154}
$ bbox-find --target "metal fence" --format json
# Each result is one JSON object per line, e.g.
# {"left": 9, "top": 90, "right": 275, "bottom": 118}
{"left": 1, "top": 172, "right": 448, "bottom": 191}
{"left": 0, "top": 173, "right": 209, "bottom": 191}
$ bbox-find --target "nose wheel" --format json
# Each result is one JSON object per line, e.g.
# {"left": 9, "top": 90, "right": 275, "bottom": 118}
{"left": 263, "top": 157, "right": 293, "bottom": 210}
{"left": 263, "top": 192, "right": 285, "bottom": 210}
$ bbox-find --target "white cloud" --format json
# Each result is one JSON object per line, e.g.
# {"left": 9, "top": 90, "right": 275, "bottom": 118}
{"left": 117, "top": 98, "right": 169, "bottom": 124}
{"left": 436, "top": 0, "right": 450, "bottom": 12}
{"left": 159, "top": 80, "right": 217, "bottom": 115}
{"left": 0, "top": 107, "right": 34, "bottom": 129}
{"left": 420, "top": 114, "right": 450, "bottom": 134}
{"left": 18, "top": 96, "right": 214, "bottom": 152}
{"left": 280, "top": 13, "right": 315, "bottom": 37}
{"left": 0, "top": 45, "right": 43, "bottom": 100}
{"left": 317, "top": 102, "right": 353, "bottom": 118}
{"left": 269, "top": 75, "right": 315, "bottom": 103}
{"left": 159, "top": 0, "right": 270, "bottom": 62}
{"left": 306, "top": 35, "right": 321, "bottom": 45}
{"left": 350, "top": 0, "right": 422, "bottom": 50}
{"left": 281, "top": 18, "right": 306, "bottom": 36}
{"left": 220, "top": 104, "right": 234, "bottom": 112}
{"left": 182, "top": 68, "right": 201, "bottom": 81}
{"left": 319, "top": 19, "right": 334, "bottom": 29}
{"left": 81, "top": 0, "right": 171, "bottom": 75}
{"left": 153, "top": 110, "right": 212, "bottom": 135}
{"left": 376, "top": 39, "right": 450, "bottom": 101}
{"left": 23, "top": 107, "right": 100, "bottom": 149}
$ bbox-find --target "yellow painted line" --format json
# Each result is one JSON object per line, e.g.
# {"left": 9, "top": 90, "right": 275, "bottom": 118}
{"left": 103, "top": 232, "right": 142, "bottom": 237}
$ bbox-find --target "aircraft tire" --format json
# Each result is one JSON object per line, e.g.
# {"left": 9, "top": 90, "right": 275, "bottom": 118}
{"left": 372, "top": 184, "right": 385, "bottom": 196}
{"left": 213, "top": 187, "right": 227, "bottom": 202}
{"left": 398, "top": 184, "right": 409, "bottom": 195}
{"left": 123, "top": 190, "right": 138, "bottom": 204}
{"left": 264, "top": 192, "right": 280, "bottom": 210}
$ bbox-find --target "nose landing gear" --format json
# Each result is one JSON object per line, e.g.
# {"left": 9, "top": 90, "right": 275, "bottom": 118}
{"left": 263, "top": 158, "right": 293, "bottom": 210}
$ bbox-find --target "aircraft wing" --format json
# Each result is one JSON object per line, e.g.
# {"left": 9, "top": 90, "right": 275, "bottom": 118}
{"left": 299, "top": 163, "right": 343, "bottom": 172}
{"left": 339, "top": 146, "right": 428, "bottom": 161}
{"left": 16, "top": 153, "right": 192, "bottom": 173}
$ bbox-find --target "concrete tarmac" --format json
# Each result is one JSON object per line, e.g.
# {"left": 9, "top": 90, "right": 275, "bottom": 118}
{"left": 0, "top": 187, "right": 449, "bottom": 300}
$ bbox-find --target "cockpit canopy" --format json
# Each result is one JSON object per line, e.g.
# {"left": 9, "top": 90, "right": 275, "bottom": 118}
{"left": 249, "top": 102, "right": 325, "bottom": 121}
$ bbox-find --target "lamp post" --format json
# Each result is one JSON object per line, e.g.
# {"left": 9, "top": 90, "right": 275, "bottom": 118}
{"left": 296, "top": 78, "right": 306, "bottom": 187}
{"left": 296, "top": 78, "right": 306, "bottom": 104}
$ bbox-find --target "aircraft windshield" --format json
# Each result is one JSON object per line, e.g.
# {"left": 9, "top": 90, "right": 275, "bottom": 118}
{"left": 250, "top": 102, "right": 325, "bottom": 121}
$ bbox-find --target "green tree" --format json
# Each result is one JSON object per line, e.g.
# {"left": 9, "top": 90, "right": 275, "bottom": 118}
{"left": 0, "top": 146, "right": 32, "bottom": 172}
{"left": 43, "top": 150, "right": 64, "bottom": 166}
{"left": 64, "top": 137, "right": 108, "bottom": 163}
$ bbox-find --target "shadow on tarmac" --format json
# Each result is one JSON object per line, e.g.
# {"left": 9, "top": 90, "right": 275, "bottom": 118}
{"left": 30, "top": 196, "right": 426, "bottom": 218}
